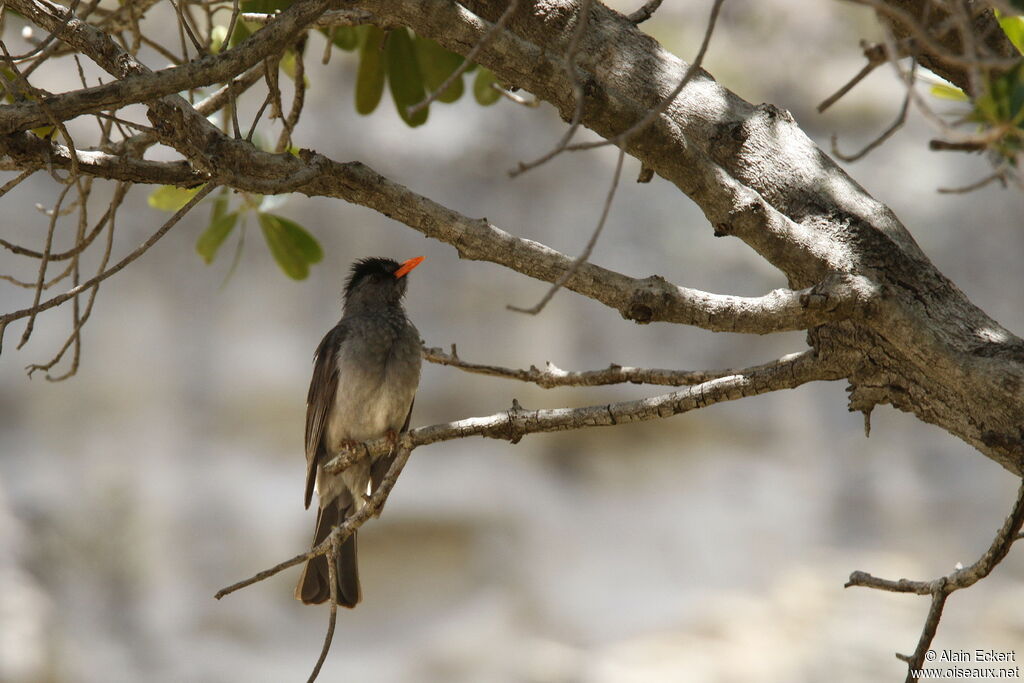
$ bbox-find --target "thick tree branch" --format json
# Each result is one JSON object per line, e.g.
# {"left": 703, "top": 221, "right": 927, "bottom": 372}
{"left": 0, "top": 132, "right": 203, "bottom": 185}
{"left": 0, "top": 130, "right": 873, "bottom": 332}
{"left": 0, "top": 0, "right": 334, "bottom": 135}
{"left": 352, "top": 0, "right": 1024, "bottom": 474}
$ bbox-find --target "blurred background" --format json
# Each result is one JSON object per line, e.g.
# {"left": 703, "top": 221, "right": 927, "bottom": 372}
{"left": 1, "top": 1, "right": 1023, "bottom": 681}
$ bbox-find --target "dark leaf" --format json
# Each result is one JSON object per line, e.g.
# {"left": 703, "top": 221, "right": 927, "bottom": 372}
{"left": 258, "top": 213, "right": 322, "bottom": 280}
{"left": 473, "top": 67, "right": 502, "bottom": 106}
{"left": 196, "top": 211, "right": 239, "bottom": 264}
{"left": 387, "top": 28, "right": 429, "bottom": 127}
{"left": 148, "top": 185, "right": 204, "bottom": 212}
{"left": 355, "top": 26, "right": 387, "bottom": 115}
{"left": 414, "top": 36, "right": 465, "bottom": 103}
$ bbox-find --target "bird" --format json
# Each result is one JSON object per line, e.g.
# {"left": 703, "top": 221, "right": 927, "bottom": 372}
{"left": 294, "top": 255, "right": 425, "bottom": 606}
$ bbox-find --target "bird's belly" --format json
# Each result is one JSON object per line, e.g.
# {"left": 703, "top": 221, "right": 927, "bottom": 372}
{"left": 324, "top": 370, "right": 415, "bottom": 451}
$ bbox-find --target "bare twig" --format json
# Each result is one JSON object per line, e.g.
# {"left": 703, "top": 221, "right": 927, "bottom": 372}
{"left": 215, "top": 546, "right": 319, "bottom": 599}
{"left": 215, "top": 350, "right": 839, "bottom": 605}
{"left": 817, "top": 42, "right": 891, "bottom": 113}
{"left": 937, "top": 170, "right": 1006, "bottom": 194}
{"left": 307, "top": 530, "right": 339, "bottom": 683}
{"left": 0, "top": 184, "right": 216, "bottom": 354}
{"left": 846, "top": 480, "right": 1024, "bottom": 682}
{"left": 423, "top": 343, "right": 823, "bottom": 388}
{"left": 493, "top": 85, "right": 539, "bottom": 107}
{"left": 559, "top": 0, "right": 725, "bottom": 156}
{"left": 17, "top": 182, "right": 73, "bottom": 350}
{"left": 26, "top": 182, "right": 127, "bottom": 381}
{"left": 832, "top": 61, "right": 917, "bottom": 162}
{"left": 170, "top": 0, "right": 207, "bottom": 57}
{"left": 627, "top": 0, "right": 664, "bottom": 25}
{"left": 0, "top": 168, "right": 36, "bottom": 198}
{"left": 510, "top": 0, "right": 594, "bottom": 176}
{"left": 508, "top": 147, "right": 624, "bottom": 314}
{"left": 276, "top": 35, "right": 308, "bottom": 154}
{"left": 408, "top": 0, "right": 520, "bottom": 117}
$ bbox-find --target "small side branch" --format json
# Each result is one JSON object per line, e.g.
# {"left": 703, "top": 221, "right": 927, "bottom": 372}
{"left": 423, "top": 343, "right": 820, "bottom": 389}
{"left": 325, "top": 349, "right": 843, "bottom": 473}
{"left": 627, "top": 0, "right": 664, "bottom": 25}
{"left": 216, "top": 350, "right": 841, "bottom": 605}
{"left": 846, "top": 480, "right": 1024, "bottom": 682}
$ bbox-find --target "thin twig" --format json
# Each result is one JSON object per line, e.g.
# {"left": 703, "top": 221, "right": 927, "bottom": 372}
{"left": 18, "top": 182, "right": 73, "bottom": 350}
{"left": 534, "top": 0, "right": 724, "bottom": 162}
{"left": 493, "top": 85, "right": 539, "bottom": 107}
{"left": 846, "top": 480, "right": 1024, "bottom": 682}
{"left": 832, "top": 60, "right": 917, "bottom": 162}
{"left": 27, "top": 182, "right": 127, "bottom": 381}
{"left": 170, "top": 0, "right": 207, "bottom": 56}
{"left": 407, "top": 0, "right": 520, "bottom": 117}
{"left": 214, "top": 546, "right": 319, "bottom": 599}
{"left": 937, "top": 170, "right": 1005, "bottom": 194}
{"left": 306, "top": 531, "right": 340, "bottom": 683}
{"left": 817, "top": 42, "right": 891, "bottom": 113}
{"left": 276, "top": 34, "right": 307, "bottom": 154}
{"left": 0, "top": 184, "right": 217, "bottom": 348}
{"left": 508, "top": 147, "right": 625, "bottom": 314}
{"left": 0, "top": 169, "right": 36, "bottom": 199}
{"left": 627, "top": 0, "right": 664, "bottom": 24}
{"left": 510, "top": 0, "right": 593, "bottom": 177}
{"left": 423, "top": 343, "right": 813, "bottom": 388}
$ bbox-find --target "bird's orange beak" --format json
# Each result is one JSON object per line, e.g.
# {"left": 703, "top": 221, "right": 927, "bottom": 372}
{"left": 393, "top": 255, "right": 425, "bottom": 279}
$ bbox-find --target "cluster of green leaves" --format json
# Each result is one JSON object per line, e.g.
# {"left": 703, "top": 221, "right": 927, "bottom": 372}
{"left": 228, "top": 2, "right": 500, "bottom": 127}
{"left": 345, "top": 25, "right": 500, "bottom": 127}
{"left": 149, "top": 185, "right": 323, "bottom": 280}
{"left": 929, "top": 12, "right": 1024, "bottom": 166}
{"left": 971, "top": 61, "right": 1024, "bottom": 163}
{"left": 146, "top": 4, "right": 507, "bottom": 278}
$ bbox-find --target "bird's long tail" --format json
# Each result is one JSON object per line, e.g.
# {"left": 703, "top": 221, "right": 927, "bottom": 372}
{"left": 294, "top": 500, "right": 360, "bottom": 606}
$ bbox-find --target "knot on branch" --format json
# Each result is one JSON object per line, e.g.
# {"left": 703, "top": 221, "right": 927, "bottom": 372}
{"left": 801, "top": 273, "right": 881, "bottom": 319}
{"left": 714, "top": 200, "right": 764, "bottom": 237}
{"left": 623, "top": 274, "right": 670, "bottom": 324}
{"left": 755, "top": 102, "right": 794, "bottom": 124}
{"left": 505, "top": 398, "right": 526, "bottom": 444}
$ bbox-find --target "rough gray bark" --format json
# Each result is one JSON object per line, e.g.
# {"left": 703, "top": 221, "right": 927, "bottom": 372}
{"left": 359, "top": 0, "right": 1024, "bottom": 474}
{"left": 1, "top": 0, "right": 1022, "bottom": 477}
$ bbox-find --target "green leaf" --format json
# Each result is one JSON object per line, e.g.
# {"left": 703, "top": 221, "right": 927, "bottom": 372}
{"left": 321, "top": 26, "right": 358, "bottom": 51}
{"left": 472, "top": 67, "right": 502, "bottom": 106}
{"left": 258, "top": 213, "right": 322, "bottom": 280}
{"left": 386, "top": 28, "right": 429, "bottom": 127}
{"left": 280, "top": 51, "right": 310, "bottom": 86}
{"left": 228, "top": 19, "right": 252, "bottom": 47}
{"left": 355, "top": 26, "right": 387, "bottom": 115}
{"left": 211, "top": 188, "right": 231, "bottom": 223}
{"left": 210, "top": 25, "right": 228, "bottom": 54}
{"left": 240, "top": 0, "right": 291, "bottom": 11}
{"left": 930, "top": 82, "right": 969, "bottom": 101}
{"left": 997, "top": 12, "right": 1024, "bottom": 55}
{"left": 196, "top": 211, "right": 238, "bottom": 264}
{"left": 148, "top": 184, "right": 204, "bottom": 212}
{"left": 414, "top": 36, "right": 465, "bottom": 103}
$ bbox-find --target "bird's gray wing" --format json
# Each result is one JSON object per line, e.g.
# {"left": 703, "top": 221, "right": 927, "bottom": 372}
{"left": 304, "top": 322, "right": 346, "bottom": 509}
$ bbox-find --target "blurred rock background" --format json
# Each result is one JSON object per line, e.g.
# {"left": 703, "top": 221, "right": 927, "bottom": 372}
{"left": 1, "top": 1, "right": 1022, "bottom": 681}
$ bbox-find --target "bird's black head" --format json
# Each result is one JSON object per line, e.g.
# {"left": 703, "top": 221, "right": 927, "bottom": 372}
{"left": 343, "top": 256, "right": 424, "bottom": 312}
